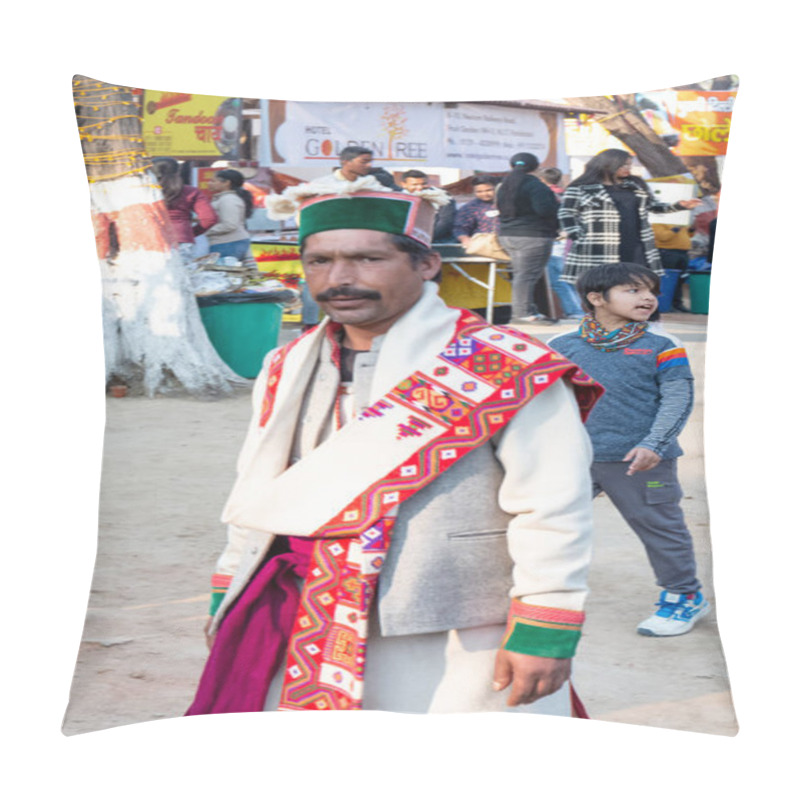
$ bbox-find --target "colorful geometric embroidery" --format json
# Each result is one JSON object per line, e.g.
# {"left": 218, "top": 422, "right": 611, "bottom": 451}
{"left": 396, "top": 415, "right": 434, "bottom": 439}
{"left": 274, "top": 310, "right": 603, "bottom": 711}
{"left": 258, "top": 328, "right": 312, "bottom": 428}
{"left": 442, "top": 336, "right": 479, "bottom": 362}
{"left": 394, "top": 378, "right": 474, "bottom": 426}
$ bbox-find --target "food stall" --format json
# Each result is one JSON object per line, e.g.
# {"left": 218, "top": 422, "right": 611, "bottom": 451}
{"left": 250, "top": 237, "right": 305, "bottom": 323}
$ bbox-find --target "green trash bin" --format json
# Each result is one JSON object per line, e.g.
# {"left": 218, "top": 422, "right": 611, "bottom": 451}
{"left": 688, "top": 272, "right": 711, "bottom": 314}
{"left": 197, "top": 293, "right": 284, "bottom": 378}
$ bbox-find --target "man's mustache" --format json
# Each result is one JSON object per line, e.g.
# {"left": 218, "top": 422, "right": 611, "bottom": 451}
{"left": 315, "top": 286, "right": 382, "bottom": 302}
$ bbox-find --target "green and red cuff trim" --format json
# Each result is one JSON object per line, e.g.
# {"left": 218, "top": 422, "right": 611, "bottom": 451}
{"left": 502, "top": 600, "right": 585, "bottom": 659}
{"left": 209, "top": 573, "right": 233, "bottom": 616}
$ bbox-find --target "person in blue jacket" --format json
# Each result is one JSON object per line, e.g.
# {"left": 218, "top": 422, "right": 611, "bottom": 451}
{"left": 549, "top": 262, "right": 710, "bottom": 636}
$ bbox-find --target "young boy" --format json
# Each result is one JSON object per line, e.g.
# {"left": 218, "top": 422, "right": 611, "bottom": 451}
{"left": 549, "top": 262, "right": 710, "bottom": 636}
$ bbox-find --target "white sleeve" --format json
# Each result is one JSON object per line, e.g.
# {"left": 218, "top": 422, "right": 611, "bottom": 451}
{"left": 214, "top": 351, "right": 275, "bottom": 577}
{"left": 493, "top": 377, "right": 595, "bottom": 612}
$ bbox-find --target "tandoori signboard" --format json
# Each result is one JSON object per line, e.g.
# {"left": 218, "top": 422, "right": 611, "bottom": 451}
{"left": 142, "top": 91, "right": 242, "bottom": 159}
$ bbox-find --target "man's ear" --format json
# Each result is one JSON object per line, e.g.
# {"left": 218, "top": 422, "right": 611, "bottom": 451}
{"left": 420, "top": 251, "right": 442, "bottom": 281}
{"left": 585, "top": 291, "right": 603, "bottom": 310}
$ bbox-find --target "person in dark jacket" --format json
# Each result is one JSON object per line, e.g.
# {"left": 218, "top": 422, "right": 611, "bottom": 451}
{"left": 454, "top": 176, "right": 500, "bottom": 245}
{"left": 369, "top": 166, "right": 401, "bottom": 191}
{"left": 496, "top": 153, "right": 560, "bottom": 323}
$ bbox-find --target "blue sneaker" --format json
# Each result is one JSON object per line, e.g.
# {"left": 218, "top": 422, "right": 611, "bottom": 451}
{"left": 637, "top": 590, "right": 711, "bottom": 636}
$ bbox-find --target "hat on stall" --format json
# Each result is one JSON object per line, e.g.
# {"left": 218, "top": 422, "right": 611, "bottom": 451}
{"left": 265, "top": 176, "right": 450, "bottom": 246}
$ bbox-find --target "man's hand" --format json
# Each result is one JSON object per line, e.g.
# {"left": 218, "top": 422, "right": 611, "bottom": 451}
{"left": 623, "top": 446, "right": 661, "bottom": 475}
{"left": 492, "top": 650, "right": 572, "bottom": 706}
{"left": 203, "top": 616, "right": 216, "bottom": 651}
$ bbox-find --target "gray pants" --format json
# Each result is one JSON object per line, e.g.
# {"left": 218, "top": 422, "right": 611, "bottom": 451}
{"left": 498, "top": 235, "right": 553, "bottom": 318}
{"left": 591, "top": 459, "right": 701, "bottom": 594}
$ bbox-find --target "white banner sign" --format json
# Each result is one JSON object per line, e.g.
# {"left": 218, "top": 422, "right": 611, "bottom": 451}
{"left": 442, "top": 103, "right": 555, "bottom": 171}
{"left": 261, "top": 100, "right": 566, "bottom": 172}
{"left": 265, "top": 101, "right": 446, "bottom": 167}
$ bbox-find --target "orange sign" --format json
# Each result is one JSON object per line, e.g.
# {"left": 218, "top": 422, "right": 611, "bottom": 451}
{"left": 195, "top": 167, "right": 218, "bottom": 200}
{"left": 669, "top": 92, "right": 735, "bottom": 156}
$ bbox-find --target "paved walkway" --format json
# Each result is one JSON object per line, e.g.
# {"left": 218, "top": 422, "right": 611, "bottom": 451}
{"left": 62, "top": 310, "right": 736, "bottom": 736}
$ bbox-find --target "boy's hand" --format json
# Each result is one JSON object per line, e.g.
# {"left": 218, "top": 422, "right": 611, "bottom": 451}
{"left": 623, "top": 447, "right": 661, "bottom": 475}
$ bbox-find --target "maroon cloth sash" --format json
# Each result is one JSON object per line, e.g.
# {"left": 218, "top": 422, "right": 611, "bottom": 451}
{"left": 188, "top": 534, "right": 594, "bottom": 718}
{"left": 186, "top": 537, "right": 313, "bottom": 715}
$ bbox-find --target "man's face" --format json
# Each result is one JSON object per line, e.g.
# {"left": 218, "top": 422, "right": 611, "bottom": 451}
{"left": 302, "top": 229, "right": 440, "bottom": 334}
{"left": 401, "top": 176, "right": 428, "bottom": 193}
{"left": 473, "top": 182, "right": 495, "bottom": 202}
{"left": 341, "top": 153, "right": 373, "bottom": 177}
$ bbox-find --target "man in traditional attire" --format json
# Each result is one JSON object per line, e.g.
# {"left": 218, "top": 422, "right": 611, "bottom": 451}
{"left": 187, "top": 184, "right": 602, "bottom": 716}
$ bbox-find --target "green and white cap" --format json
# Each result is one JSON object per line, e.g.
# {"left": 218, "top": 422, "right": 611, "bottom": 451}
{"left": 266, "top": 177, "right": 449, "bottom": 246}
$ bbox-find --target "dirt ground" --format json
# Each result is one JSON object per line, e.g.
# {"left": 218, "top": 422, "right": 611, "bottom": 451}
{"left": 61, "top": 311, "right": 737, "bottom": 737}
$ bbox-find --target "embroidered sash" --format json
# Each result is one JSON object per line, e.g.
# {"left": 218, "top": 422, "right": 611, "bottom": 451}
{"left": 258, "top": 309, "right": 600, "bottom": 710}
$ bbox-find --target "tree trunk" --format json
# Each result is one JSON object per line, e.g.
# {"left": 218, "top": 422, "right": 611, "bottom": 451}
{"left": 73, "top": 75, "right": 246, "bottom": 398}
{"left": 566, "top": 95, "right": 693, "bottom": 179}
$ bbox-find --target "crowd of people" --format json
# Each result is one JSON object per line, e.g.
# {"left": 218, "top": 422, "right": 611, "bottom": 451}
{"left": 159, "top": 145, "right": 718, "bottom": 719}
{"left": 153, "top": 158, "right": 258, "bottom": 268}
{"left": 154, "top": 145, "right": 715, "bottom": 326}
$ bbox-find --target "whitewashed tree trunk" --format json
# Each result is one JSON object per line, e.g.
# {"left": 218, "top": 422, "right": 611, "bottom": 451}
{"left": 90, "top": 175, "right": 245, "bottom": 396}
{"left": 74, "top": 75, "right": 247, "bottom": 398}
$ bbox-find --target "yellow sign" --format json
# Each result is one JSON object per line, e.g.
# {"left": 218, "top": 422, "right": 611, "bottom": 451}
{"left": 142, "top": 91, "right": 242, "bottom": 159}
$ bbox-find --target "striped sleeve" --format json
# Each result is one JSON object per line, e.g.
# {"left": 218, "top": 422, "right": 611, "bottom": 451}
{"left": 638, "top": 337, "right": 694, "bottom": 454}
{"left": 502, "top": 599, "right": 585, "bottom": 659}
{"left": 657, "top": 346, "right": 690, "bottom": 371}
{"left": 209, "top": 573, "right": 233, "bottom": 616}
{"left": 638, "top": 377, "right": 693, "bottom": 455}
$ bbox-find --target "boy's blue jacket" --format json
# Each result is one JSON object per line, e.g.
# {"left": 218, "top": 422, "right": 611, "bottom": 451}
{"left": 549, "top": 323, "right": 694, "bottom": 461}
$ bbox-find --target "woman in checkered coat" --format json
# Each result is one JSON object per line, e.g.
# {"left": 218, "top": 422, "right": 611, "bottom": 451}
{"left": 558, "top": 149, "right": 700, "bottom": 285}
